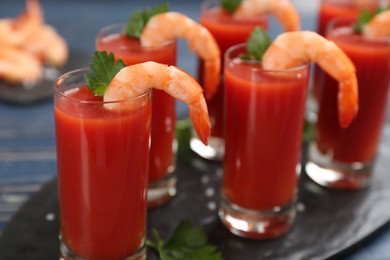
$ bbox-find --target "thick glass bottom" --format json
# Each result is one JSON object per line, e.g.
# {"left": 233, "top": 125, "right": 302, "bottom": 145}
{"left": 60, "top": 240, "right": 146, "bottom": 260}
{"left": 147, "top": 170, "right": 177, "bottom": 208}
{"left": 219, "top": 195, "right": 296, "bottom": 240}
{"left": 306, "top": 142, "right": 374, "bottom": 190}
{"left": 190, "top": 135, "right": 224, "bottom": 161}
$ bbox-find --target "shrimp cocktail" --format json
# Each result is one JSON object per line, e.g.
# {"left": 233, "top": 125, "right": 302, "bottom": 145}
{"left": 193, "top": 0, "right": 300, "bottom": 160}
{"left": 96, "top": 4, "right": 219, "bottom": 208}
{"left": 316, "top": 0, "right": 381, "bottom": 36}
{"left": 220, "top": 28, "right": 358, "bottom": 239}
{"left": 54, "top": 51, "right": 210, "bottom": 259}
{"left": 306, "top": 9, "right": 390, "bottom": 189}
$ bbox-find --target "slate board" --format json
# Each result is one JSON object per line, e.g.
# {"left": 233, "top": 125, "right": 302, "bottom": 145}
{"left": 0, "top": 127, "right": 390, "bottom": 260}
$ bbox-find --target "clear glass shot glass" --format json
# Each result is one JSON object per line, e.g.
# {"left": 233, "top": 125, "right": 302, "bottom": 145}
{"left": 306, "top": 17, "right": 390, "bottom": 189}
{"left": 54, "top": 68, "right": 151, "bottom": 259}
{"left": 96, "top": 23, "right": 177, "bottom": 208}
{"left": 190, "top": 0, "right": 268, "bottom": 161}
{"left": 220, "top": 44, "right": 310, "bottom": 239}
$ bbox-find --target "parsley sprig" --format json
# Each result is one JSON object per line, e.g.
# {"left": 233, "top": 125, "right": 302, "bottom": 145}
{"left": 147, "top": 220, "right": 223, "bottom": 260}
{"left": 123, "top": 3, "right": 169, "bottom": 38}
{"left": 85, "top": 51, "right": 126, "bottom": 96}
{"left": 353, "top": 6, "right": 390, "bottom": 34}
{"left": 221, "top": 0, "right": 242, "bottom": 13}
{"left": 240, "top": 27, "right": 271, "bottom": 61}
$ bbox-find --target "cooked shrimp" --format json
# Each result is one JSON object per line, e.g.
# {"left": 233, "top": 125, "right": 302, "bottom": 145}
{"left": 24, "top": 25, "right": 68, "bottom": 67}
{"left": 0, "top": 44, "right": 41, "bottom": 84}
{"left": 262, "top": 31, "right": 358, "bottom": 128}
{"left": 104, "top": 61, "right": 211, "bottom": 145}
{"left": 363, "top": 9, "right": 390, "bottom": 38}
{"left": 0, "top": 0, "right": 43, "bottom": 46}
{"left": 233, "top": 0, "right": 300, "bottom": 32}
{"left": 140, "top": 12, "right": 221, "bottom": 99}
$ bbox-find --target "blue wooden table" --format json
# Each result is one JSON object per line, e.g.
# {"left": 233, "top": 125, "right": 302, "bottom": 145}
{"left": 0, "top": 0, "right": 389, "bottom": 259}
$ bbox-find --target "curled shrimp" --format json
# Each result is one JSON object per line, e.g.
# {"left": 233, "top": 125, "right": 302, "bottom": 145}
{"left": 262, "top": 31, "right": 358, "bottom": 128}
{"left": 140, "top": 12, "right": 221, "bottom": 100}
{"left": 104, "top": 61, "right": 211, "bottom": 145}
{"left": 233, "top": 0, "right": 300, "bottom": 32}
{"left": 0, "top": 0, "right": 43, "bottom": 46}
{"left": 24, "top": 24, "right": 68, "bottom": 67}
{"left": 363, "top": 9, "right": 390, "bottom": 38}
{"left": 0, "top": 43, "right": 41, "bottom": 84}
{"left": 0, "top": 0, "right": 68, "bottom": 68}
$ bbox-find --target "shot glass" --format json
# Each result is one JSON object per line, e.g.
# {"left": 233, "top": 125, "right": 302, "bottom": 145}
{"left": 316, "top": 0, "right": 379, "bottom": 36}
{"left": 306, "top": 17, "right": 390, "bottom": 189}
{"left": 96, "top": 24, "right": 177, "bottom": 208}
{"left": 219, "top": 44, "right": 310, "bottom": 239}
{"left": 191, "top": 0, "right": 268, "bottom": 161}
{"left": 54, "top": 69, "right": 151, "bottom": 259}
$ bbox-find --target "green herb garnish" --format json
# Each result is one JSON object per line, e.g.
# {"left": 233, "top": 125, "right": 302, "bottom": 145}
{"left": 221, "top": 0, "right": 242, "bottom": 13}
{"left": 123, "top": 3, "right": 169, "bottom": 38}
{"left": 147, "top": 220, "right": 223, "bottom": 260}
{"left": 353, "top": 6, "right": 390, "bottom": 34}
{"left": 85, "top": 51, "right": 126, "bottom": 96}
{"left": 303, "top": 119, "right": 315, "bottom": 143}
{"left": 240, "top": 27, "right": 271, "bottom": 61}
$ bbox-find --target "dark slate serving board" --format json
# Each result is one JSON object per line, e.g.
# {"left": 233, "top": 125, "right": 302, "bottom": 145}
{"left": 0, "top": 126, "right": 390, "bottom": 260}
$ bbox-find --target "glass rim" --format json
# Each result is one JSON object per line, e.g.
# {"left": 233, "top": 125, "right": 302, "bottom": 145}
{"left": 200, "top": 0, "right": 268, "bottom": 20}
{"left": 96, "top": 23, "right": 175, "bottom": 49}
{"left": 326, "top": 16, "right": 390, "bottom": 43}
{"left": 53, "top": 67, "right": 151, "bottom": 105}
{"left": 225, "top": 43, "right": 309, "bottom": 72}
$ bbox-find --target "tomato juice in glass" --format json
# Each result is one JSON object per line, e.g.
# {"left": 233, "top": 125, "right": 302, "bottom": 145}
{"left": 54, "top": 69, "right": 151, "bottom": 259}
{"left": 311, "top": 0, "right": 379, "bottom": 102}
{"left": 220, "top": 44, "right": 309, "bottom": 239}
{"left": 307, "top": 18, "right": 390, "bottom": 189}
{"left": 191, "top": 0, "right": 268, "bottom": 160}
{"left": 96, "top": 24, "right": 177, "bottom": 207}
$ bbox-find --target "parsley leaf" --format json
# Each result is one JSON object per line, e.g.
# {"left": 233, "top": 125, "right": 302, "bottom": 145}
{"left": 147, "top": 220, "right": 223, "bottom": 260}
{"left": 123, "top": 3, "right": 169, "bottom": 38}
{"left": 221, "top": 0, "right": 242, "bottom": 13}
{"left": 240, "top": 27, "right": 271, "bottom": 61}
{"left": 85, "top": 51, "right": 126, "bottom": 96}
{"left": 353, "top": 6, "right": 390, "bottom": 34}
{"left": 303, "top": 119, "right": 315, "bottom": 143}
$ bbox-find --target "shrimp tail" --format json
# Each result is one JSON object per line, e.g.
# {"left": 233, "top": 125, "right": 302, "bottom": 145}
{"left": 189, "top": 97, "right": 210, "bottom": 145}
{"left": 338, "top": 76, "right": 358, "bottom": 128}
{"left": 203, "top": 58, "right": 220, "bottom": 99}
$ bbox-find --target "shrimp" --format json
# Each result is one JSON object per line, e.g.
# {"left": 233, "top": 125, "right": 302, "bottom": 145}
{"left": 0, "top": 43, "right": 41, "bottom": 84}
{"left": 0, "top": 0, "right": 43, "bottom": 46}
{"left": 0, "top": 0, "right": 68, "bottom": 67}
{"left": 363, "top": 9, "right": 390, "bottom": 38}
{"left": 104, "top": 61, "right": 211, "bottom": 145}
{"left": 23, "top": 25, "right": 68, "bottom": 67}
{"left": 140, "top": 12, "right": 221, "bottom": 100}
{"left": 262, "top": 31, "right": 358, "bottom": 128}
{"left": 233, "top": 0, "right": 300, "bottom": 32}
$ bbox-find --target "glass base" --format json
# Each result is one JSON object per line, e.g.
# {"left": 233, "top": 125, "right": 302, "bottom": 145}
{"left": 218, "top": 195, "right": 296, "bottom": 239}
{"left": 306, "top": 142, "right": 374, "bottom": 189}
{"left": 190, "top": 135, "right": 224, "bottom": 161}
{"left": 147, "top": 170, "right": 177, "bottom": 208}
{"left": 60, "top": 241, "right": 146, "bottom": 260}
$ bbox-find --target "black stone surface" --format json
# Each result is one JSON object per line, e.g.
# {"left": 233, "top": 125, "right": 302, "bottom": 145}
{"left": 0, "top": 135, "right": 390, "bottom": 260}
